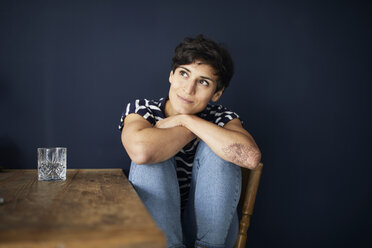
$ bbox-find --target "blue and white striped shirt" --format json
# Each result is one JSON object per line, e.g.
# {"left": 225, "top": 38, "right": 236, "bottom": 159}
{"left": 119, "top": 97, "right": 241, "bottom": 210}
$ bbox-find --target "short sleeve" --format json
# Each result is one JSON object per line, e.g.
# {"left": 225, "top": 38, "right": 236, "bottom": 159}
{"left": 200, "top": 104, "right": 242, "bottom": 127}
{"left": 118, "top": 99, "right": 156, "bottom": 131}
{"left": 215, "top": 106, "right": 241, "bottom": 127}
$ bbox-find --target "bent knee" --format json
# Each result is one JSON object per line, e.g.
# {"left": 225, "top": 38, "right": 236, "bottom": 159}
{"left": 195, "top": 141, "right": 219, "bottom": 159}
{"left": 129, "top": 158, "right": 177, "bottom": 183}
{"left": 196, "top": 141, "right": 231, "bottom": 165}
{"left": 195, "top": 141, "right": 241, "bottom": 174}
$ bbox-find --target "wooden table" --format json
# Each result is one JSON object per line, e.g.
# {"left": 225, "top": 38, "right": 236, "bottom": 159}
{"left": 0, "top": 169, "right": 165, "bottom": 248}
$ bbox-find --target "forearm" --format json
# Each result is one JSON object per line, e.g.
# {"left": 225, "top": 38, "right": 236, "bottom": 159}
{"left": 182, "top": 115, "right": 261, "bottom": 169}
{"left": 123, "top": 126, "right": 195, "bottom": 164}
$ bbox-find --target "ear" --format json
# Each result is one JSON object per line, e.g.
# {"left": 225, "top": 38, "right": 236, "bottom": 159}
{"left": 211, "top": 88, "right": 224, "bottom": 102}
{"left": 169, "top": 70, "right": 174, "bottom": 84}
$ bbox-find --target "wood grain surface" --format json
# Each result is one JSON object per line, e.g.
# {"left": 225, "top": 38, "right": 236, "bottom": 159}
{"left": 0, "top": 169, "right": 165, "bottom": 248}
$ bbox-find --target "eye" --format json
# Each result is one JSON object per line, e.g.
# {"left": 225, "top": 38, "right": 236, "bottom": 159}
{"left": 179, "top": 70, "right": 188, "bottom": 78}
{"left": 200, "top": 80, "right": 209, "bottom": 86}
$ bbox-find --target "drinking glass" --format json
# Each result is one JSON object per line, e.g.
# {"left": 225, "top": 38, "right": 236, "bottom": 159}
{"left": 38, "top": 147, "right": 67, "bottom": 181}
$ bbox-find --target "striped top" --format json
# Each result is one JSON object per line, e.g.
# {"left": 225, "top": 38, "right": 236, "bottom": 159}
{"left": 118, "top": 97, "right": 240, "bottom": 211}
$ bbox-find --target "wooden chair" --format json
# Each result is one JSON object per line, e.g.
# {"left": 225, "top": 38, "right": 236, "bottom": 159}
{"left": 234, "top": 162, "right": 263, "bottom": 248}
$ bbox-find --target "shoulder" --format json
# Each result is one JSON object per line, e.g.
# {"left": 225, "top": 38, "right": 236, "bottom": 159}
{"left": 125, "top": 98, "right": 164, "bottom": 114}
{"left": 199, "top": 103, "right": 241, "bottom": 127}
{"left": 128, "top": 98, "right": 161, "bottom": 110}
{"left": 119, "top": 97, "right": 164, "bottom": 130}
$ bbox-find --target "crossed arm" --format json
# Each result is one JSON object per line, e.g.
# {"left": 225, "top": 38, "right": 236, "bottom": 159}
{"left": 121, "top": 113, "right": 261, "bottom": 169}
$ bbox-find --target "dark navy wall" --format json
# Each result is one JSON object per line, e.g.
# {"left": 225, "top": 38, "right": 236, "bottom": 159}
{"left": 1, "top": 0, "right": 371, "bottom": 247}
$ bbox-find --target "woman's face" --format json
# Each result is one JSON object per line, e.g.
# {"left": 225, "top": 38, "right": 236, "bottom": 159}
{"left": 165, "top": 61, "right": 224, "bottom": 117}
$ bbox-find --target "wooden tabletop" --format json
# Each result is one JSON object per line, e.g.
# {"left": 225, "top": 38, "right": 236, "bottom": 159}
{"left": 0, "top": 169, "right": 165, "bottom": 248}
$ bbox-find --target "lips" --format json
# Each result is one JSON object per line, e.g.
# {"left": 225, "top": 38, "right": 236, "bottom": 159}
{"left": 177, "top": 95, "right": 193, "bottom": 104}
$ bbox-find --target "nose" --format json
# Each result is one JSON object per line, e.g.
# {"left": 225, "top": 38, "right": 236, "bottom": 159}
{"left": 183, "top": 81, "right": 196, "bottom": 95}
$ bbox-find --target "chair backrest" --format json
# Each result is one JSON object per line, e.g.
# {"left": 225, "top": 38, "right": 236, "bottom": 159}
{"left": 234, "top": 162, "right": 263, "bottom": 248}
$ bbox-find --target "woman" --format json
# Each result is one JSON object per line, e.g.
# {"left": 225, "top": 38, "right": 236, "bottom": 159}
{"left": 119, "top": 35, "right": 261, "bottom": 248}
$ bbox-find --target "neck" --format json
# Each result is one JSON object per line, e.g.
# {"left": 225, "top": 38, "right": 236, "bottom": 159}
{"left": 164, "top": 99, "right": 175, "bottom": 117}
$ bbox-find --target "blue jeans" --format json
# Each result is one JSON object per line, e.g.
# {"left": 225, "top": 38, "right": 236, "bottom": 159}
{"left": 128, "top": 141, "right": 242, "bottom": 248}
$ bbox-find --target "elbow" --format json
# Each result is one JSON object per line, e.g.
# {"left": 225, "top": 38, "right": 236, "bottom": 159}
{"left": 244, "top": 148, "right": 261, "bottom": 170}
{"left": 128, "top": 145, "right": 153, "bottom": 165}
{"left": 122, "top": 134, "right": 153, "bottom": 165}
{"left": 131, "top": 155, "right": 150, "bottom": 165}
{"left": 121, "top": 129, "right": 153, "bottom": 165}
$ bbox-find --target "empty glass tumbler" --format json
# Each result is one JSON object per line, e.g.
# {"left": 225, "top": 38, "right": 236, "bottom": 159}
{"left": 38, "top": 147, "right": 67, "bottom": 181}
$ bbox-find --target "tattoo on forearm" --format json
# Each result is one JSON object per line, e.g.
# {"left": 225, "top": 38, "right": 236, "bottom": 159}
{"left": 222, "top": 143, "right": 260, "bottom": 167}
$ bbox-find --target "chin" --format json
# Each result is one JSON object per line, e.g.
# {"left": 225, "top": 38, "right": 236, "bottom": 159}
{"left": 175, "top": 108, "right": 193, "bottom": 115}
{"left": 169, "top": 96, "right": 201, "bottom": 115}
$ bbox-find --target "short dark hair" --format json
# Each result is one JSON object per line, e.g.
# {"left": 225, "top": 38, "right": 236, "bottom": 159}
{"left": 171, "top": 35, "right": 234, "bottom": 92}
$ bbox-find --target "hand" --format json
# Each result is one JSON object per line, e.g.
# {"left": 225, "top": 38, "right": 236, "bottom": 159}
{"left": 155, "top": 115, "right": 197, "bottom": 140}
{"left": 155, "top": 115, "right": 184, "bottom": 129}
